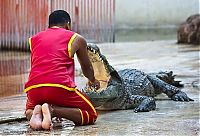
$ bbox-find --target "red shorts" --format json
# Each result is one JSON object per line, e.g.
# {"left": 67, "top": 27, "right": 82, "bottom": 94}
{"left": 26, "top": 87, "right": 97, "bottom": 125}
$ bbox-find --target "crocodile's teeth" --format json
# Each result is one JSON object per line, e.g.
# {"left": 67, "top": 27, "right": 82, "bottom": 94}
{"left": 98, "top": 55, "right": 102, "bottom": 60}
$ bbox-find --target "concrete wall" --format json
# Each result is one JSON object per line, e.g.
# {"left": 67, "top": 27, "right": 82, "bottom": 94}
{"left": 115, "top": 0, "right": 199, "bottom": 29}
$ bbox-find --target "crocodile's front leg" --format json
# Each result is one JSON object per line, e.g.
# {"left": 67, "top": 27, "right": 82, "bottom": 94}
{"left": 124, "top": 95, "right": 156, "bottom": 112}
{"left": 147, "top": 75, "right": 194, "bottom": 101}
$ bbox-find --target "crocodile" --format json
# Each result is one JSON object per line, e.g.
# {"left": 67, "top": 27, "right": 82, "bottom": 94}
{"left": 81, "top": 43, "right": 194, "bottom": 112}
{"left": 177, "top": 14, "right": 200, "bottom": 45}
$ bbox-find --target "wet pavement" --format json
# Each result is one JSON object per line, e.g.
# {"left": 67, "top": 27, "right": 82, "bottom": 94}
{"left": 0, "top": 40, "right": 199, "bottom": 135}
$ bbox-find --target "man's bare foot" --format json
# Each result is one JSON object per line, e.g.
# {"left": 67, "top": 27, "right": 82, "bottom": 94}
{"left": 29, "top": 105, "right": 43, "bottom": 130}
{"left": 42, "top": 103, "right": 53, "bottom": 130}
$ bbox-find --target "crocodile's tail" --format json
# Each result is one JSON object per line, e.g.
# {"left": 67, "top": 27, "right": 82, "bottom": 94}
{"left": 149, "top": 71, "right": 184, "bottom": 87}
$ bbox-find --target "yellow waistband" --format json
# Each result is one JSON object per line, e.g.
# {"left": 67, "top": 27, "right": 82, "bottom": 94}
{"left": 24, "top": 83, "right": 78, "bottom": 93}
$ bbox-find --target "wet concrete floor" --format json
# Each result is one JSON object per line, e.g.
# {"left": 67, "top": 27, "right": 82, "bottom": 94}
{"left": 0, "top": 40, "right": 199, "bottom": 135}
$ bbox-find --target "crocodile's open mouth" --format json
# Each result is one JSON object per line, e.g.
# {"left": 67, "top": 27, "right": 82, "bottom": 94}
{"left": 86, "top": 43, "right": 111, "bottom": 92}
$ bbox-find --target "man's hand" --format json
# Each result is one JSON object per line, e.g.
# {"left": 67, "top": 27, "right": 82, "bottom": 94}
{"left": 87, "top": 79, "right": 100, "bottom": 91}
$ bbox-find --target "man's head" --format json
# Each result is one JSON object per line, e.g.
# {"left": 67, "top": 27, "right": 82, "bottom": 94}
{"left": 48, "top": 10, "right": 71, "bottom": 30}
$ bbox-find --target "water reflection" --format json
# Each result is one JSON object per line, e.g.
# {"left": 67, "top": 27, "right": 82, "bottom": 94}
{"left": 0, "top": 51, "right": 30, "bottom": 97}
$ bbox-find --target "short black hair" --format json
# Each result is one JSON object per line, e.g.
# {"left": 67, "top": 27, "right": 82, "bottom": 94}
{"left": 48, "top": 10, "right": 71, "bottom": 27}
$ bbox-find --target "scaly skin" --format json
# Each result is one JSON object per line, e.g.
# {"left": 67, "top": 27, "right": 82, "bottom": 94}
{"left": 82, "top": 43, "right": 194, "bottom": 112}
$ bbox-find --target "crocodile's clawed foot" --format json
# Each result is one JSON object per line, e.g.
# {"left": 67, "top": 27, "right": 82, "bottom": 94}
{"left": 134, "top": 97, "right": 156, "bottom": 112}
{"left": 171, "top": 91, "right": 194, "bottom": 102}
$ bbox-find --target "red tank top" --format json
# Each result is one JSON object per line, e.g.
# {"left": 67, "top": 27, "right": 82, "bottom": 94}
{"left": 24, "top": 27, "right": 78, "bottom": 92}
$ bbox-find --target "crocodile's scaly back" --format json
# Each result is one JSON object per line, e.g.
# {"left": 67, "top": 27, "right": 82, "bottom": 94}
{"left": 118, "top": 69, "right": 155, "bottom": 97}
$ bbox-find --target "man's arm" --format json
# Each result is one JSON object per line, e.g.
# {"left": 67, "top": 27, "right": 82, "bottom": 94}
{"left": 71, "top": 34, "right": 100, "bottom": 89}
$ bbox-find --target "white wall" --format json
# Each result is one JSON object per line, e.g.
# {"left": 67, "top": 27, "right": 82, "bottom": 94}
{"left": 115, "top": 0, "right": 199, "bottom": 29}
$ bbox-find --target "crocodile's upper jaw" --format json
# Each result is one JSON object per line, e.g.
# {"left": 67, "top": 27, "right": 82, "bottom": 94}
{"left": 86, "top": 43, "right": 111, "bottom": 92}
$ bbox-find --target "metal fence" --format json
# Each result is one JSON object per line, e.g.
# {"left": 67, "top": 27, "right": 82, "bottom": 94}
{"left": 0, "top": 0, "right": 115, "bottom": 51}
